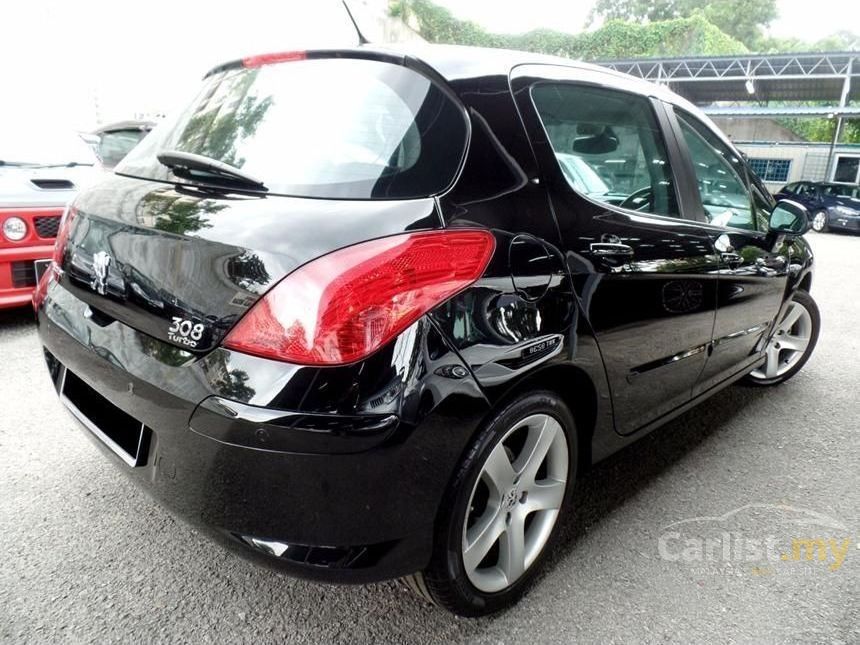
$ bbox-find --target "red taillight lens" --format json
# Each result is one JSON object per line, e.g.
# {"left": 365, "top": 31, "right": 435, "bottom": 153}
{"left": 223, "top": 230, "right": 495, "bottom": 365}
{"left": 242, "top": 50, "right": 306, "bottom": 68}
{"left": 52, "top": 205, "right": 76, "bottom": 267}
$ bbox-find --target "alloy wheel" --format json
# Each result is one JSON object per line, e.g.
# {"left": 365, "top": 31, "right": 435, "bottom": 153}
{"left": 751, "top": 300, "right": 813, "bottom": 380}
{"left": 462, "top": 413, "right": 569, "bottom": 593}
{"left": 812, "top": 211, "right": 827, "bottom": 232}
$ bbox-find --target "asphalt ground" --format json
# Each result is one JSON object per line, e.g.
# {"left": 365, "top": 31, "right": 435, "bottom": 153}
{"left": 1, "top": 231, "right": 857, "bottom": 644}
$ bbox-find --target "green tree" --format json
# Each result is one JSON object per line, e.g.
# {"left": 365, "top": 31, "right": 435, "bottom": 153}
{"left": 588, "top": 0, "right": 777, "bottom": 47}
{"left": 391, "top": 0, "right": 747, "bottom": 58}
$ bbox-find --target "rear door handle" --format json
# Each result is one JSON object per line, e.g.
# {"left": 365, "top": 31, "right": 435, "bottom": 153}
{"left": 589, "top": 242, "right": 634, "bottom": 257}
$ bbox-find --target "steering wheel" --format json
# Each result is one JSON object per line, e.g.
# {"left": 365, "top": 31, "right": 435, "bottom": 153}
{"left": 619, "top": 186, "right": 653, "bottom": 211}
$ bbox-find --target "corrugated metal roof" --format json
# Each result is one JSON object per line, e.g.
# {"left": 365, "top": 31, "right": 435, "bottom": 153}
{"left": 703, "top": 106, "right": 860, "bottom": 118}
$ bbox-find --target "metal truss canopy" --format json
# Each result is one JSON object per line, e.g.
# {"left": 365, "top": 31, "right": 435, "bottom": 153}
{"left": 599, "top": 51, "right": 859, "bottom": 104}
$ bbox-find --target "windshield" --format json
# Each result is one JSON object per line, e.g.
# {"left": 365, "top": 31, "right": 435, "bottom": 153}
{"left": 118, "top": 57, "right": 468, "bottom": 199}
{"left": 98, "top": 130, "right": 148, "bottom": 168}
{"left": 1, "top": 130, "right": 98, "bottom": 166}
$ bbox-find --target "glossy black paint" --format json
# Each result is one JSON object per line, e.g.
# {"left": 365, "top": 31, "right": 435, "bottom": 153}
{"left": 36, "top": 44, "right": 814, "bottom": 583}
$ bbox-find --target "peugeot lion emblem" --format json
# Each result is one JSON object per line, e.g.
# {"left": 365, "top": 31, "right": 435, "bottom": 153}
{"left": 91, "top": 251, "right": 111, "bottom": 295}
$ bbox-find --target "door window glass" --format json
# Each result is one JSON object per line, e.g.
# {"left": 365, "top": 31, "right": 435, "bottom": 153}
{"left": 531, "top": 84, "right": 679, "bottom": 217}
{"left": 677, "top": 112, "right": 755, "bottom": 230}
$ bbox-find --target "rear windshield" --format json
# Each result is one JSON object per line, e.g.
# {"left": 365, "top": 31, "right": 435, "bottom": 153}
{"left": 118, "top": 57, "right": 467, "bottom": 199}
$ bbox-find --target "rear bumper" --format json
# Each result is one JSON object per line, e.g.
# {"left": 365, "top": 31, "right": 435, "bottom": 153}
{"left": 37, "top": 280, "right": 489, "bottom": 583}
{"left": 0, "top": 244, "right": 53, "bottom": 309}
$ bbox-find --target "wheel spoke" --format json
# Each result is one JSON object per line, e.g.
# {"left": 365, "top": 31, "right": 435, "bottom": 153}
{"left": 482, "top": 443, "right": 515, "bottom": 495}
{"left": 780, "top": 334, "right": 809, "bottom": 353}
{"left": 765, "top": 344, "right": 781, "bottom": 378}
{"left": 463, "top": 512, "right": 504, "bottom": 573}
{"left": 515, "top": 417, "right": 560, "bottom": 487}
{"left": 780, "top": 303, "right": 803, "bottom": 332}
{"left": 499, "top": 513, "right": 526, "bottom": 584}
{"left": 525, "top": 479, "right": 565, "bottom": 513}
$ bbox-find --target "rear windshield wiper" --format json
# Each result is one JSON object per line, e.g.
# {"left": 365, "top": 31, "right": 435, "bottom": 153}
{"left": 0, "top": 160, "right": 95, "bottom": 168}
{"left": 157, "top": 150, "right": 267, "bottom": 192}
{"left": 0, "top": 160, "right": 41, "bottom": 168}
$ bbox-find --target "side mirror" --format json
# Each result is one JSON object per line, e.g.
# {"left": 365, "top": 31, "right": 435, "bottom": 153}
{"left": 769, "top": 199, "right": 810, "bottom": 235}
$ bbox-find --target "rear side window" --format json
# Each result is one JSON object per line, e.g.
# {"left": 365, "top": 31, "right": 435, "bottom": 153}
{"left": 118, "top": 58, "right": 467, "bottom": 199}
{"left": 531, "top": 83, "right": 679, "bottom": 217}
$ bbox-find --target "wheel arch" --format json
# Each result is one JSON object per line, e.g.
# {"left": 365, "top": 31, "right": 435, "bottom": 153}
{"left": 487, "top": 362, "right": 598, "bottom": 473}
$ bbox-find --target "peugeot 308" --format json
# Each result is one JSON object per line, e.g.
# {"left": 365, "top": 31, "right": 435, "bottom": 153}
{"left": 34, "top": 45, "right": 819, "bottom": 616}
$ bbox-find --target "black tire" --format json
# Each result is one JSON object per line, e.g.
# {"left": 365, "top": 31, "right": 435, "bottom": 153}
{"left": 811, "top": 210, "right": 829, "bottom": 233}
{"left": 404, "top": 391, "right": 577, "bottom": 616}
{"left": 744, "top": 289, "right": 820, "bottom": 387}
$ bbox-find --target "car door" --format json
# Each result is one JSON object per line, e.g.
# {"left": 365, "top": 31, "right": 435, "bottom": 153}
{"left": 666, "top": 107, "right": 790, "bottom": 391}
{"left": 511, "top": 66, "right": 720, "bottom": 435}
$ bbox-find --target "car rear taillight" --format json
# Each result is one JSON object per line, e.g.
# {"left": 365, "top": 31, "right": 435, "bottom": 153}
{"left": 223, "top": 230, "right": 495, "bottom": 366}
{"left": 52, "top": 205, "right": 76, "bottom": 267}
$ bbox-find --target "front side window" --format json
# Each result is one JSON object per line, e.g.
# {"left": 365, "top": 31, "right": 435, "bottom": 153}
{"left": 531, "top": 84, "right": 679, "bottom": 217}
{"left": 677, "top": 112, "right": 755, "bottom": 230}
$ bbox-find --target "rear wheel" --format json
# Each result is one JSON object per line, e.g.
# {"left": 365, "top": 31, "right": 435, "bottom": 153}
{"left": 745, "top": 290, "right": 820, "bottom": 386}
{"left": 405, "top": 391, "right": 576, "bottom": 616}
{"left": 811, "top": 210, "right": 828, "bottom": 232}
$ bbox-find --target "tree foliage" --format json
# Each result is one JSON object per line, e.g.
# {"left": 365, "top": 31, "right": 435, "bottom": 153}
{"left": 390, "top": 0, "right": 747, "bottom": 59}
{"left": 777, "top": 115, "right": 860, "bottom": 143}
{"left": 588, "top": 0, "right": 778, "bottom": 48}
{"left": 391, "top": 0, "right": 860, "bottom": 144}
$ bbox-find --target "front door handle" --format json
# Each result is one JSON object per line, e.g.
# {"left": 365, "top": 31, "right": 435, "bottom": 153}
{"left": 589, "top": 242, "right": 634, "bottom": 258}
{"left": 720, "top": 252, "right": 743, "bottom": 268}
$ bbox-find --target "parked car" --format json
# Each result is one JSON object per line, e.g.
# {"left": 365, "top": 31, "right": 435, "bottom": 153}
{"left": 1, "top": 129, "right": 101, "bottom": 309}
{"left": 34, "top": 45, "right": 819, "bottom": 616}
{"left": 90, "top": 120, "right": 155, "bottom": 169}
{"left": 775, "top": 180, "right": 860, "bottom": 233}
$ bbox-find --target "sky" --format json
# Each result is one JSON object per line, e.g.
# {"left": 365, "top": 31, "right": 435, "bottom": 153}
{"left": 0, "top": 0, "right": 856, "bottom": 134}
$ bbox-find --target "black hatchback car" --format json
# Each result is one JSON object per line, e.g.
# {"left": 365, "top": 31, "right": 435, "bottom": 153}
{"left": 774, "top": 181, "right": 860, "bottom": 233}
{"left": 34, "top": 44, "right": 820, "bottom": 616}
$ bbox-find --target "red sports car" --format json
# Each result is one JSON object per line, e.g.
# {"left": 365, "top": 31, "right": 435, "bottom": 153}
{"left": 1, "top": 130, "right": 102, "bottom": 309}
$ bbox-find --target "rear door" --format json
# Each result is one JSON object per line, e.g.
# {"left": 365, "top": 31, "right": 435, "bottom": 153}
{"left": 666, "top": 107, "right": 789, "bottom": 390}
{"left": 511, "top": 66, "right": 720, "bottom": 435}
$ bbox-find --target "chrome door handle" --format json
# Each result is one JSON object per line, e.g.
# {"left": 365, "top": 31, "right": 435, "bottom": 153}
{"left": 589, "top": 242, "right": 634, "bottom": 257}
{"left": 720, "top": 252, "right": 743, "bottom": 267}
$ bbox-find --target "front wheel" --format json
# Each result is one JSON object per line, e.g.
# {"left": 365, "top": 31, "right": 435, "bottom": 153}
{"left": 404, "top": 391, "right": 577, "bottom": 616}
{"left": 811, "top": 210, "right": 828, "bottom": 232}
{"left": 745, "top": 290, "right": 820, "bottom": 386}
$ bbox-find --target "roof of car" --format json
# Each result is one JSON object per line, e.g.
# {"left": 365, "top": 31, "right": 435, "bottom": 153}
{"left": 370, "top": 43, "right": 695, "bottom": 105}
{"left": 211, "top": 43, "right": 699, "bottom": 114}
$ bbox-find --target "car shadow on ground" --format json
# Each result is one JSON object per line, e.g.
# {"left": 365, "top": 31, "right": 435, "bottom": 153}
{"left": 0, "top": 306, "right": 35, "bottom": 329}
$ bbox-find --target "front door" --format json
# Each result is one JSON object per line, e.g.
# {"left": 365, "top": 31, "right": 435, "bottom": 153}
{"left": 513, "top": 68, "right": 720, "bottom": 435}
